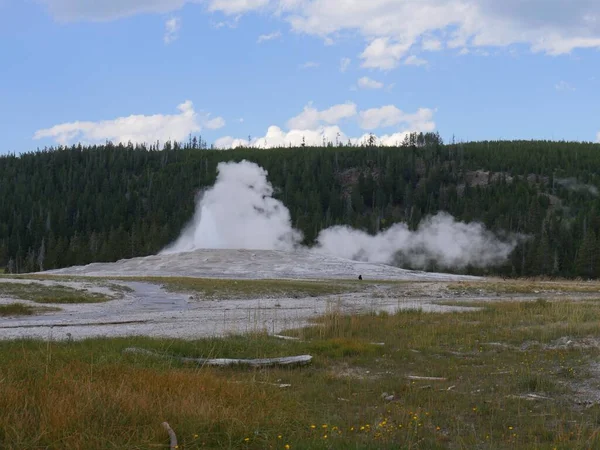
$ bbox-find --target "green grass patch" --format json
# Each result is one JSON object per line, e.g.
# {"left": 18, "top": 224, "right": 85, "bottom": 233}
{"left": 449, "top": 279, "right": 600, "bottom": 294}
{"left": 0, "top": 282, "right": 111, "bottom": 304}
{"left": 1, "top": 274, "right": 414, "bottom": 299}
{"left": 3, "top": 300, "right": 600, "bottom": 448}
{"left": 0, "top": 303, "right": 60, "bottom": 317}
{"left": 131, "top": 276, "right": 365, "bottom": 299}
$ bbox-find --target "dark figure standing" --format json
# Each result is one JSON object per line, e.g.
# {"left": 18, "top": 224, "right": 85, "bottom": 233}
{"left": 358, "top": 275, "right": 363, "bottom": 281}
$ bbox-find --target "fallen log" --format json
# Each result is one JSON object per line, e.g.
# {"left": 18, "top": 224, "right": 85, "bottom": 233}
{"left": 229, "top": 380, "right": 292, "bottom": 388}
{"left": 162, "top": 422, "right": 178, "bottom": 450}
{"left": 272, "top": 334, "right": 303, "bottom": 342}
{"left": 123, "top": 347, "right": 312, "bottom": 368}
{"left": 406, "top": 375, "right": 447, "bottom": 381}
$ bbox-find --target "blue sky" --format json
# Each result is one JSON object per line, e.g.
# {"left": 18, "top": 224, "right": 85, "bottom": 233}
{"left": 1, "top": 0, "right": 599, "bottom": 153}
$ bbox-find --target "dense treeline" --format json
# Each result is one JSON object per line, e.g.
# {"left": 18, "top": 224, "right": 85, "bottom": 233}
{"left": 1, "top": 135, "right": 600, "bottom": 277}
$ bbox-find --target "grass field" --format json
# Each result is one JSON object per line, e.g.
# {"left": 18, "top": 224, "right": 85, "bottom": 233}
{"left": 0, "top": 303, "right": 60, "bottom": 317}
{"left": 132, "top": 277, "right": 366, "bottom": 299}
{"left": 2, "top": 296, "right": 600, "bottom": 449}
{"left": 0, "top": 282, "right": 111, "bottom": 304}
{"left": 448, "top": 279, "right": 600, "bottom": 295}
{"left": 2, "top": 275, "right": 368, "bottom": 300}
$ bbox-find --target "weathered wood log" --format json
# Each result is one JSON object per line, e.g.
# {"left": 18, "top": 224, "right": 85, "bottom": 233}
{"left": 123, "top": 347, "right": 312, "bottom": 368}
{"left": 406, "top": 375, "right": 447, "bottom": 381}
{"left": 162, "top": 422, "right": 178, "bottom": 450}
{"left": 272, "top": 334, "right": 302, "bottom": 342}
{"left": 229, "top": 380, "right": 292, "bottom": 388}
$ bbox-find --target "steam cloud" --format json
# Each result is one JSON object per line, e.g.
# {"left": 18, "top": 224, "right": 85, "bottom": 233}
{"left": 162, "top": 161, "right": 302, "bottom": 254}
{"left": 163, "top": 160, "right": 519, "bottom": 270}
{"left": 315, "top": 215, "right": 518, "bottom": 270}
{"left": 556, "top": 177, "right": 598, "bottom": 197}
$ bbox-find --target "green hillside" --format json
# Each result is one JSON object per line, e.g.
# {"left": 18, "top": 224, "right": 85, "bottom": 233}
{"left": 2, "top": 134, "right": 600, "bottom": 277}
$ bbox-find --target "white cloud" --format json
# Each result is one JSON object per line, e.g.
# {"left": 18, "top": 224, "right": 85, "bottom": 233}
{"left": 34, "top": 101, "right": 225, "bottom": 146}
{"left": 351, "top": 131, "right": 414, "bottom": 147}
{"left": 214, "top": 136, "right": 248, "bottom": 148}
{"left": 40, "top": 0, "right": 268, "bottom": 21}
{"left": 212, "top": 15, "right": 241, "bottom": 29}
{"left": 360, "top": 37, "right": 411, "bottom": 70}
{"left": 207, "top": 0, "right": 269, "bottom": 14}
{"left": 340, "top": 57, "right": 351, "bottom": 73}
{"left": 257, "top": 30, "right": 281, "bottom": 43}
{"left": 359, "top": 106, "right": 404, "bottom": 130}
{"left": 215, "top": 101, "right": 436, "bottom": 149}
{"left": 457, "top": 47, "right": 490, "bottom": 56}
{"left": 596, "top": 131, "right": 600, "bottom": 143}
{"left": 216, "top": 125, "right": 348, "bottom": 149}
{"left": 300, "top": 61, "right": 319, "bottom": 69}
{"left": 215, "top": 127, "right": 422, "bottom": 149}
{"left": 40, "top": 0, "right": 185, "bottom": 21}
{"left": 164, "top": 17, "right": 181, "bottom": 44}
{"left": 422, "top": 38, "right": 443, "bottom": 51}
{"left": 287, "top": 102, "right": 357, "bottom": 130}
{"left": 555, "top": 80, "right": 575, "bottom": 92}
{"left": 284, "top": 1, "right": 600, "bottom": 60}
{"left": 357, "top": 76, "right": 384, "bottom": 89}
{"left": 358, "top": 105, "right": 435, "bottom": 131}
{"left": 205, "top": 116, "right": 226, "bottom": 129}
{"left": 404, "top": 55, "right": 428, "bottom": 66}
{"left": 42, "top": 1, "right": 600, "bottom": 70}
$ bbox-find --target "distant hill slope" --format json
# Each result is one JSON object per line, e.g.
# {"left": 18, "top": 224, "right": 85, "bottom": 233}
{"left": 1, "top": 136, "right": 600, "bottom": 277}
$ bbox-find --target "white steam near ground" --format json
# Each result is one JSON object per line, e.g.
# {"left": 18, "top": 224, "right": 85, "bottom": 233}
{"left": 316, "top": 216, "right": 519, "bottom": 270}
{"left": 163, "top": 160, "right": 520, "bottom": 270}
{"left": 555, "top": 177, "right": 599, "bottom": 197}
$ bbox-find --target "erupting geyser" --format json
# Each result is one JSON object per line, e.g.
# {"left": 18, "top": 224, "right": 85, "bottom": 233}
{"left": 162, "top": 161, "right": 302, "bottom": 254}
{"left": 163, "top": 160, "right": 520, "bottom": 270}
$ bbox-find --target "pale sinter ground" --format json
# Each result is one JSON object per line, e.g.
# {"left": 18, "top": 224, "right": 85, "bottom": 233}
{"left": 1, "top": 249, "right": 599, "bottom": 341}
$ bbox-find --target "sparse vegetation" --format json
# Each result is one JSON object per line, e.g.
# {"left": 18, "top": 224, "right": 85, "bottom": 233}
{"left": 448, "top": 279, "right": 600, "bottom": 295}
{"left": 0, "top": 282, "right": 111, "bottom": 304}
{"left": 0, "top": 303, "right": 59, "bottom": 317}
{"left": 2, "top": 298, "right": 600, "bottom": 448}
{"left": 134, "top": 276, "right": 365, "bottom": 299}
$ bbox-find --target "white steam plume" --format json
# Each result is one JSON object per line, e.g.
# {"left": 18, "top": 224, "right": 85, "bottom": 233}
{"left": 556, "top": 177, "right": 599, "bottom": 196}
{"left": 163, "top": 161, "right": 519, "bottom": 270}
{"left": 162, "top": 160, "right": 302, "bottom": 254}
{"left": 315, "top": 214, "right": 519, "bottom": 270}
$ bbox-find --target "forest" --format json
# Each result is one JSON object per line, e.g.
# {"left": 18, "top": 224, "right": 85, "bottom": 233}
{"left": 1, "top": 134, "right": 600, "bottom": 278}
